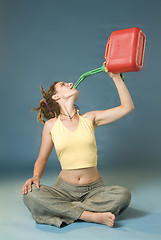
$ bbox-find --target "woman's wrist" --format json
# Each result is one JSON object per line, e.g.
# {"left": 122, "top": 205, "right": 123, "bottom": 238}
{"left": 112, "top": 74, "right": 123, "bottom": 82}
{"left": 33, "top": 175, "right": 40, "bottom": 179}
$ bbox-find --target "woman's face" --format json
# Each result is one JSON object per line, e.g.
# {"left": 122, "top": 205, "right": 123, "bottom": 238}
{"left": 53, "top": 82, "right": 79, "bottom": 102}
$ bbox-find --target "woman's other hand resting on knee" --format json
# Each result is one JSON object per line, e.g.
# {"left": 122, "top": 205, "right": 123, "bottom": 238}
{"left": 22, "top": 176, "right": 40, "bottom": 195}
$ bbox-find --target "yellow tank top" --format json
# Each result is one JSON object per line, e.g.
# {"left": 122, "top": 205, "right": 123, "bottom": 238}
{"left": 51, "top": 113, "right": 97, "bottom": 170}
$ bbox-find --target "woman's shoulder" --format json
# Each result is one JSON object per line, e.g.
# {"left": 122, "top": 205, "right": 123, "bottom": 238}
{"left": 81, "top": 111, "right": 96, "bottom": 127}
{"left": 44, "top": 117, "right": 58, "bottom": 133}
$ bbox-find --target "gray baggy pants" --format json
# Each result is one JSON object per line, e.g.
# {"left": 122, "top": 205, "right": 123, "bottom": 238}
{"left": 23, "top": 177, "right": 131, "bottom": 228}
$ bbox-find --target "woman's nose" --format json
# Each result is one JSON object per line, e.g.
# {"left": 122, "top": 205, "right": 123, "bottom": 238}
{"left": 69, "top": 83, "right": 73, "bottom": 88}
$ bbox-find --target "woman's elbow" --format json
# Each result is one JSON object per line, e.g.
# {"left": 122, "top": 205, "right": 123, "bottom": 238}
{"left": 128, "top": 104, "right": 135, "bottom": 113}
{"left": 131, "top": 102, "right": 135, "bottom": 111}
{"left": 122, "top": 104, "right": 134, "bottom": 115}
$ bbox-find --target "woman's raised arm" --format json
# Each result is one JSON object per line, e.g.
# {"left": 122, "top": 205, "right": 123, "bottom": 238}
{"left": 87, "top": 67, "right": 134, "bottom": 127}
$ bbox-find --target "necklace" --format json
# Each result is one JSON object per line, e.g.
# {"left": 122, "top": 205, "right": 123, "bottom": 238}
{"left": 60, "top": 110, "right": 77, "bottom": 120}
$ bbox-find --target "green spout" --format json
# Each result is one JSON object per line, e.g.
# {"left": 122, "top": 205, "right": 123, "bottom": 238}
{"left": 73, "top": 64, "right": 124, "bottom": 88}
{"left": 73, "top": 64, "right": 105, "bottom": 88}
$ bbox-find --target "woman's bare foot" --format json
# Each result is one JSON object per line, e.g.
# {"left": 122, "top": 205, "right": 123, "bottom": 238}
{"left": 80, "top": 211, "right": 115, "bottom": 228}
{"left": 94, "top": 212, "right": 115, "bottom": 227}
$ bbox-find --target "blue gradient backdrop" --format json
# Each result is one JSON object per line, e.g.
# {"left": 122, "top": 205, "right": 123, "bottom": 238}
{"left": 0, "top": 0, "right": 161, "bottom": 175}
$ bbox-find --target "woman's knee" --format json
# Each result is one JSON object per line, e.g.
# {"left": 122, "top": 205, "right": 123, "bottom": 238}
{"left": 23, "top": 184, "right": 42, "bottom": 207}
{"left": 117, "top": 186, "right": 131, "bottom": 206}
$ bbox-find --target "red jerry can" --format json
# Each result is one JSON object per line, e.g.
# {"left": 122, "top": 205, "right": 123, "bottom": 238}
{"left": 104, "top": 27, "right": 146, "bottom": 73}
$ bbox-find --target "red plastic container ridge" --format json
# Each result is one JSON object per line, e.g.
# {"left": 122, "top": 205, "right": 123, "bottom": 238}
{"left": 104, "top": 27, "right": 146, "bottom": 73}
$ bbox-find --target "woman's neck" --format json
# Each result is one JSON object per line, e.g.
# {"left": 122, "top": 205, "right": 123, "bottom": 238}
{"left": 60, "top": 104, "right": 77, "bottom": 120}
{"left": 60, "top": 109, "right": 77, "bottom": 120}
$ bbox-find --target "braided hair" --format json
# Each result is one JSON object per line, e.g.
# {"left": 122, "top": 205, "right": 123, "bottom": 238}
{"left": 32, "top": 82, "right": 60, "bottom": 124}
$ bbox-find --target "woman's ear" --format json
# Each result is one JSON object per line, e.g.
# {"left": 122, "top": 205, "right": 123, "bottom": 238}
{"left": 52, "top": 94, "right": 60, "bottom": 101}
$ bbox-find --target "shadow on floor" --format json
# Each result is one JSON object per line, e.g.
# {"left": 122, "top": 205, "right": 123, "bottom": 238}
{"left": 118, "top": 207, "right": 148, "bottom": 220}
{"left": 36, "top": 220, "right": 94, "bottom": 233}
{"left": 114, "top": 207, "right": 149, "bottom": 228}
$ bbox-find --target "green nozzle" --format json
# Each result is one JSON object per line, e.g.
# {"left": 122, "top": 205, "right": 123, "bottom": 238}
{"left": 73, "top": 64, "right": 124, "bottom": 88}
{"left": 73, "top": 64, "right": 105, "bottom": 88}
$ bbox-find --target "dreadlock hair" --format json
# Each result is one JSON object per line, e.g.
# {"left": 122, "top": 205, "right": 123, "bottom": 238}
{"left": 32, "top": 82, "right": 80, "bottom": 124}
{"left": 32, "top": 82, "right": 60, "bottom": 124}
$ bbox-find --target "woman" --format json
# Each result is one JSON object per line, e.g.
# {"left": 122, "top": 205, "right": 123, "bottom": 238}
{"left": 22, "top": 65, "right": 134, "bottom": 228}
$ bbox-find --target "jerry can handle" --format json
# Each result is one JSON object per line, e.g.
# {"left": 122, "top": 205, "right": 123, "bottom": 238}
{"left": 105, "top": 37, "right": 110, "bottom": 61}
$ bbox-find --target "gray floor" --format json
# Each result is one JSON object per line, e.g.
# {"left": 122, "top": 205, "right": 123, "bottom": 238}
{"left": 1, "top": 168, "right": 161, "bottom": 240}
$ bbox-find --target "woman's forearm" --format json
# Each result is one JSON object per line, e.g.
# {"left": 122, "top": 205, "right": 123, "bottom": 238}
{"left": 112, "top": 75, "right": 134, "bottom": 111}
{"left": 33, "top": 159, "right": 47, "bottom": 178}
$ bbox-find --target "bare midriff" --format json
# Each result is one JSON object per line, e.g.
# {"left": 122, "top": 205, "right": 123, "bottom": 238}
{"left": 58, "top": 167, "right": 101, "bottom": 185}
